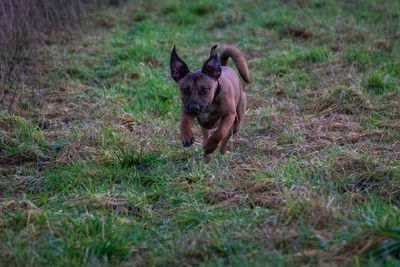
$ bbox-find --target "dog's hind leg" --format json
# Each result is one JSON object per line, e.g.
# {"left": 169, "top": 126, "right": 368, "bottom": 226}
{"left": 204, "top": 113, "right": 235, "bottom": 161}
{"left": 220, "top": 126, "right": 234, "bottom": 155}
{"left": 201, "top": 127, "right": 210, "bottom": 145}
{"left": 219, "top": 117, "right": 241, "bottom": 155}
{"left": 220, "top": 91, "right": 246, "bottom": 155}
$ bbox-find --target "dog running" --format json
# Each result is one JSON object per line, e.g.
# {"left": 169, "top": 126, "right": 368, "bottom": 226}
{"left": 170, "top": 45, "right": 251, "bottom": 164}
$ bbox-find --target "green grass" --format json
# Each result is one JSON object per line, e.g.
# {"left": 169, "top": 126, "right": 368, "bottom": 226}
{"left": 0, "top": 113, "right": 66, "bottom": 161}
{"left": 1, "top": 0, "right": 400, "bottom": 266}
{"left": 363, "top": 70, "right": 397, "bottom": 95}
{"left": 304, "top": 46, "right": 332, "bottom": 63}
{"left": 344, "top": 45, "right": 369, "bottom": 66}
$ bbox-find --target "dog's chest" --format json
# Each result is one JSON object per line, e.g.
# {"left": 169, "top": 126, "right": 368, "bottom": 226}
{"left": 196, "top": 112, "right": 221, "bottom": 129}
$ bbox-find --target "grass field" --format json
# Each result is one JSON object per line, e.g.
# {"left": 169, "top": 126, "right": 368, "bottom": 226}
{"left": 1, "top": 0, "right": 400, "bottom": 265}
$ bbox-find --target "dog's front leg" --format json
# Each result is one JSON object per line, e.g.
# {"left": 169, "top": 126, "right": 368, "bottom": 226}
{"left": 180, "top": 108, "right": 195, "bottom": 147}
{"left": 203, "top": 113, "right": 235, "bottom": 163}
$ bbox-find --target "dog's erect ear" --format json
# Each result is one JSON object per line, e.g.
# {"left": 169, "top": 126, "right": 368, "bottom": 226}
{"left": 201, "top": 45, "right": 221, "bottom": 80}
{"left": 170, "top": 45, "right": 190, "bottom": 82}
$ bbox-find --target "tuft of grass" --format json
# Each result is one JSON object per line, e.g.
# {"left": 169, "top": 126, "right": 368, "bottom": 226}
{"left": 385, "top": 62, "right": 400, "bottom": 75}
{"left": 275, "top": 156, "right": 303, "bottom": 187}
{"left": 0, "top": 113, "right": 66, "bottom": 161}
{"left": 304, "top": 46, "right": 332, "bottom": 63}
{"left": 363, "top": 70, "right": 396, "bottom": 95}
{"left": 115, "top": 149, "right": 161, "bottom": 168}
{"left": 344, "top": 46, "right": 368, "bottom": 66}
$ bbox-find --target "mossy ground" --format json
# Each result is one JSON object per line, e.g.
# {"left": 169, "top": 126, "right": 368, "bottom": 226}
{"left": 1, "top": 0, "right": 400, "bottom": 265}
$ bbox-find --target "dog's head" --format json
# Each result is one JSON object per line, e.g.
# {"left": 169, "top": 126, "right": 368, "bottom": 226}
{"left": 170, "top": 45, "right": 221, "bottom": 116}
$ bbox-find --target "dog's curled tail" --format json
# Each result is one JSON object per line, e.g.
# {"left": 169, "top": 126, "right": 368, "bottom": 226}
{"left": 219, "top": 45, "right": 251, "bottom": 83}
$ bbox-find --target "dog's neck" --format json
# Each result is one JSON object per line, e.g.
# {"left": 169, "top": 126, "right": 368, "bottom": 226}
{"left": 212, "top": 80, "right": 221, "bottom": 102}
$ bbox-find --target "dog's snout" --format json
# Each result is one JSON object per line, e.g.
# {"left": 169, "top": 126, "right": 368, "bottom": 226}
{"left": 189, "top": 104, "right": 200, "bottom": 113}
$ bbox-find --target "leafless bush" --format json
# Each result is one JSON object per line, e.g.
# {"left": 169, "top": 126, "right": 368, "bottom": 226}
{"left": 0, "top": 0, "right": 117, "bottom": 110}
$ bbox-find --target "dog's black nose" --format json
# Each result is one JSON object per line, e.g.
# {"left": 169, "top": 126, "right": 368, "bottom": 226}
{"left": 189, "top": 104, "right": 200, "bottom": 114}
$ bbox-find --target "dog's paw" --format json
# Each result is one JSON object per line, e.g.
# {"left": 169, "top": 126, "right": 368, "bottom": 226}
{"left": 204, "top": 154, "right": 212, "bottom": 164}
{"left": 182, "top": 137, "right": 194, "bottom": 147}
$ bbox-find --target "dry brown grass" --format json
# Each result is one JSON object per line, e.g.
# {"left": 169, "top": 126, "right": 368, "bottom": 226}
{"left": 297, "top": 114, "right": 361, "bottom": 151}
{"left": 205, "top": 178, "right": 292, "bottom": 210}
{"left": 314, "top": 86, "right": 372, "bottom": 115}
{"left": 66, "top": 193, "right": 139, "bottom": 215}
{"left": 291, "top": 234, "right": 397, "bottom": 264}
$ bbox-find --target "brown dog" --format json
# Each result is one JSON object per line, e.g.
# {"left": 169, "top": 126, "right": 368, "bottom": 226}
{"left": 170, "top": 45, "right": 250, "bottom": 164}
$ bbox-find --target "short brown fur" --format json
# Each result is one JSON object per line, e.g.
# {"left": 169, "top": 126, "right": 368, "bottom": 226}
{"left": 170, "top": 45, "right": 250, "bottom": 163}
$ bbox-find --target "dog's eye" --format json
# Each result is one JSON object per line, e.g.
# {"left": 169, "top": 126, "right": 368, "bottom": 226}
{"left": 200, "top": 87, "right": 209, "bottom": 95}
{"left": 181, "top": 87, "right": 190, "bottom": 95}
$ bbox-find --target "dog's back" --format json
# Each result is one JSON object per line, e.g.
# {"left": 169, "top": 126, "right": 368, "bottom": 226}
{"left": 219, "top": 46, "right": 251, "bottom": 83}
